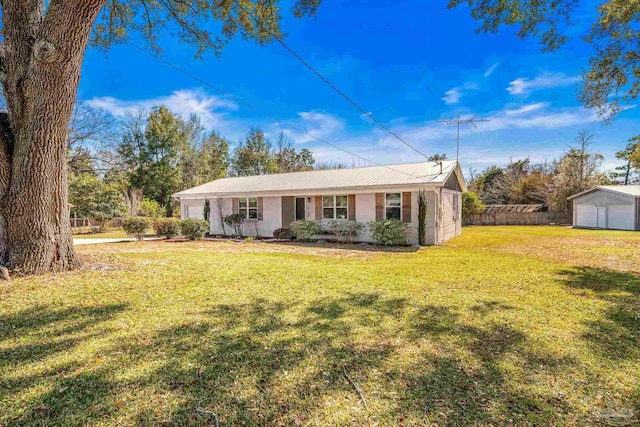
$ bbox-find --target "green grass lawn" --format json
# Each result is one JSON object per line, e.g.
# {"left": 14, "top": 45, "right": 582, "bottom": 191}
{"left": 1, "top": 226, "right": 639, "bottom": 426}
{"left": 72, "top": 227, "right": 155, "bottom": 239}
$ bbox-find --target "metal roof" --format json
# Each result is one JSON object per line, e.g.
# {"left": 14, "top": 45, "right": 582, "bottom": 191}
{"left": 568, "top": 185, "right": 640, "bottom": 200}
{"left": 174, "top": 160, "right": 464, "bottom": 197}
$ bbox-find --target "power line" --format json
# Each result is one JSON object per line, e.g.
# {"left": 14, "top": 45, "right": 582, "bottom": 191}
{"left": 235, "top": 1, "right": 431, "bottom": 161}
{"left": 436, "top": 114, "right": 490, "bottom": 160}
{"left": 126, "top": 42, "right": 427, "bottom": 179}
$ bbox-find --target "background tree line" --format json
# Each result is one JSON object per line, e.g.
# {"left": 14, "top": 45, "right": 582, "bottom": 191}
{"left": 465, "top": 130, "right": 640, "bottom": 215}
{"left": 68, "top": 103, "right": 316, "bottom": 225}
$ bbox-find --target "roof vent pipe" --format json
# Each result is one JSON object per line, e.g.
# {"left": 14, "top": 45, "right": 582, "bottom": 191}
{"left": 438, "top": 161, "right": 443, "bottom": 174}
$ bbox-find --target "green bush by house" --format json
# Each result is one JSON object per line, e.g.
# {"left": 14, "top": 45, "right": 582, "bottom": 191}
{"left": 290, "top": 220, "right": 324, "bottom": 241}
{"left": 181, "top": 218, "right": 209, "bottom": 240}
{"left": 369, "top": 219, "right": 409, "bottom": 246}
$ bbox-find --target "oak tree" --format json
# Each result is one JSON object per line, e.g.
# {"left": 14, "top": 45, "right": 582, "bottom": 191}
{"left": 0, "top": 0, "right": 320, "bottom": 274}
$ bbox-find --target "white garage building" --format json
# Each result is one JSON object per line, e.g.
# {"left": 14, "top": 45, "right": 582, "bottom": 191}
{"left": 568, "top": 185, "right": 640, "bottom": 231}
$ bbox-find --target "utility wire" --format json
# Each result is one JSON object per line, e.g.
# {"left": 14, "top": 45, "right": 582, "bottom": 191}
{"left": 235, "top": 1, "right": 431, "bottom": 160}
{"left": 127, "top": 42, "right": 431, "bottom": 179}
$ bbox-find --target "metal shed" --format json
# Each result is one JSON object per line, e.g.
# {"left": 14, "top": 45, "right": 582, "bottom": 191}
{"left": 568, "top": 186, "right": 640, "bottom": 230}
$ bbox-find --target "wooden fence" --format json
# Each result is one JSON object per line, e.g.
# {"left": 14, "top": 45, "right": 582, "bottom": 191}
{"left": 70, "top": 217, "right": 125, "bottom": 229}
{"left": 70, "top": 217, "right": 91, "bottom": 228}
{"left": 463, "top": 211, "right": 572, "bottom": 226}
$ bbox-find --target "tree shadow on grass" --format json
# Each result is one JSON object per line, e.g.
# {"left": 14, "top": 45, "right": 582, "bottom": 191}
{"left": 0, "top": 304, "right": 126, "bottom": 365}
{"left": 0, "top": 303, "right": 128, "bottom": 426}
{"left": 1, "top": 295, "right": 605, "bottom": 425}
{"left": 103, "top": 294, "right": 582, "bottom": 426}
{"left": 265, "top": 240, "right": 421, "bottom": 253}
{"left": 558, "top": 267, "right": 640, "bottom": 361}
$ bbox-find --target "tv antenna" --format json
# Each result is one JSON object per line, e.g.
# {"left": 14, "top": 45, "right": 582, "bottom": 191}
{"left": 437, "top": 114, "right": 490, "bottom": 160}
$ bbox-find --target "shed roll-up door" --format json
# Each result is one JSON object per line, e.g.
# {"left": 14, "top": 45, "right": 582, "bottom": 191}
{"left": 607, "top": 205, "right": 635, "bottom": 230}
{"left": 575, "top": 205, "right": 597, "bottom": 228}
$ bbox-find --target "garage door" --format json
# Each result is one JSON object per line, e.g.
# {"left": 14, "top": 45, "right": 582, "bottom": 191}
{"left": 186, "top": 205, "right": 204, "bottom": 220}
{"left": 607, "top": 205, "right": 635, "bottom": 230}
{"left": 575, "top": 205, "right": 597, "bottom": 228}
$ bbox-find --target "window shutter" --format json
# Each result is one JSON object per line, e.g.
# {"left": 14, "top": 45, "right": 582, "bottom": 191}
{"left": 232, "top": 198, "right": 239, "bottom": 214}
{"left": 315, "top": 196, "right": 322, "bottom": 220}
{"left": 348, "top": 194, "right": 356, "bottom": 220}
{"left": 402, "top": 192, "right": 411, "bottom": 223}
{"left": 375, "top": 193, "right": 384, "bottom": 220}
{"left": 257, "top": 197, "right": 264, "bottom": 220}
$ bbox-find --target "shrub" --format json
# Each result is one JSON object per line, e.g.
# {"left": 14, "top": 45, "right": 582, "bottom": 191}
{"left": 462, "top": 192, "right": 486, "bottom": 218}
{"left": 223, "top": 213, "right": 245, "bottom": 237}
{"left": 122, "top": 216, "right": 152, "bottom": 241}
{"left": 153, "top": 218, "right": 181, "bottom": 238}
{"left": 180, "top": 218, "right": 209, "bottom": 240}
{"left": 290, "top": 220, "right": 323, "bottom": 241}
{"left": 368, "top": 219, "right": 409, "bottom": 246}
{"left": 328, "top": 220, "right": 364, "bottom": 243}
{"left": 273, "top": 228, "right": 293, "bottom": 239}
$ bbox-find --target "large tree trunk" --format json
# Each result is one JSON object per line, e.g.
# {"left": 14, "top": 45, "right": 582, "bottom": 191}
{"left": 0, "top": 0, "right": 105, "bottom": 275}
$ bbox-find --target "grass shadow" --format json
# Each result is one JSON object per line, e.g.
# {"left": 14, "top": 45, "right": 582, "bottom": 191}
{"left": 265, "top": 240, "right": 421, "bottom": 253}
{"left": 558, "top": 266, "right": 640, "bottom": 360}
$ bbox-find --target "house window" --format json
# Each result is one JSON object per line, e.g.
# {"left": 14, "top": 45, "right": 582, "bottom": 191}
{"left": 239, "top": 197, "right": 258, "bottom": 220}
{"left": 385, "top": 193, "right": 402, "bottom": 220}
{"left": 322, "top": 195, "right": 348, "bottom": 219}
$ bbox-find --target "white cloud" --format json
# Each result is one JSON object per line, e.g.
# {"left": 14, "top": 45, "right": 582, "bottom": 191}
{"left": 504, "top": 102, "right": 548, "bottom": 116}
{"left": 276, "top": 111, "right": 345, "bottom": 145}
{"left": 442, "top": 88, "right": 462, "bottom": 105}
{"left": 85, "top": 89, "right": 238, "bottom": 130}
{"left": 442, "top": 81, "right": 479, "bottom": 105}
{"left": 488, "top": 106, "right": 597, "bottom": 130}
{"left": 507, "top": 72, "right": 581, "bottom": 95}
{"left": 484, "top": 63, "right": 499, "bottom": 78}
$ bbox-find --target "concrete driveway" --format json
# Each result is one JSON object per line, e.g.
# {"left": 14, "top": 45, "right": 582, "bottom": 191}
{"left": 73, "top": 238, "right": 137, "bottom": 245}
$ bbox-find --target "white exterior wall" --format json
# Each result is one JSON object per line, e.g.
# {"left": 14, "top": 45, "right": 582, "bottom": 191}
{"left": 423, "top": 190, "right": 438, "bottom": 245}
{"left": 355, "top": 193, "right": 376, "bottom": 242}
{"left": 440, "top": 189, "right": 462, "bottom": 242}
{"left": 242, "top": 196, "right": 282, "bottom": 237}
{"left": 209, "top": 198, "right": 233, "bottom": 235}
{"left": 306, "top": 196, "right": 315, "bottom": 221}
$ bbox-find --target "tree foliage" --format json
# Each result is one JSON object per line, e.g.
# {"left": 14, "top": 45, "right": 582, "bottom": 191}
{"left": 461, "top": 192, "right": 485, "bottom": 218}
{"left": 468, "top": 130, "right": 612, "bottom": 211}
{"left": 611, "top": 136, "right": 640, "bottom": 184}
{"left": 231, "top": 129, "right": 315, "bottom": 176}
{"left": 449, "top": 0, "right": 640, "bottom": 120}
{"left": 69, "top": 172, "right": 124, "bottom": 231}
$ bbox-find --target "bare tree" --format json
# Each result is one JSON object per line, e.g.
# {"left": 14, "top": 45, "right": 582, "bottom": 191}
{"left": 67, "top": 101, "right": 118, "bottom": 174}
{"left": 551, "top": 130, "right": 609, "bottom": 210}
{"left": 123, "top": 188, "right": 144, "bottom": 216}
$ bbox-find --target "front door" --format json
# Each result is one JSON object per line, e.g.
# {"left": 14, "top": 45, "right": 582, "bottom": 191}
{"left": 596, "top": 206, "right": 607, "bottom": 228}
{"left": 295, "top": 197, "right": 306, "bottom": 220}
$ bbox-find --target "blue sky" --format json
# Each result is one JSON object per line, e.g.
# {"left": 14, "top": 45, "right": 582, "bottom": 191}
{"left": 80, "top": 0, "right": 638, "bottom": 174}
